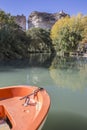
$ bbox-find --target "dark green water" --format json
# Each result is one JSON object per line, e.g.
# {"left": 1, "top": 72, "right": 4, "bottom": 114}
{"left": 0, "top": 54, "right": 87, "bottom": 130}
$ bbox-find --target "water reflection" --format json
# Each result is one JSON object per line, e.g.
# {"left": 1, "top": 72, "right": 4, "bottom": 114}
{"left": 0, "top": 54, "right": 87, "bottom": 130}
{"left": 0, "top": 53, "right": 55, "bottom": 87}
{"left": 0, "top": 53, "right": 55, "bottom": 69}
{"left": 43, "top": 112, "right": 87, "bottom": 130}
{"left": 0, "top": 54, "right": 87, "bottom": 91}
{"left": 49, "top": 56, "right": 87, "bottom": 91}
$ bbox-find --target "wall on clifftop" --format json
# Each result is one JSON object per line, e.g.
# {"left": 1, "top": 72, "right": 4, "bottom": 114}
{"left": 28, "top": 10, "right": 69, "bottom": 30}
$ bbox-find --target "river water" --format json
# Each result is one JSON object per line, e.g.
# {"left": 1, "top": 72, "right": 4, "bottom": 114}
{"left": 0, "top": 54, "right": 87, "bottom": 130}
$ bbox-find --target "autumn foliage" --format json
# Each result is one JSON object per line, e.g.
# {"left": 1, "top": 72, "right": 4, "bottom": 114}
{"left": 51, "top": 14, "right": 87, "bottom": 52}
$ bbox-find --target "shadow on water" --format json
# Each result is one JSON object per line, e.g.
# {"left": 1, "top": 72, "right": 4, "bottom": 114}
{"left": 0, "top": 53, "right": 87, "bottom": 72}
{"left": 43, "top": 112, "right": 87, "bottom": 130}
{"left": 0, "top": 53, "right": 55, "bottom": 71}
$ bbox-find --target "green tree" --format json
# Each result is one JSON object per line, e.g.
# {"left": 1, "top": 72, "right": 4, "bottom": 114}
{"left": 26, "top": 28, "right": 55, "bottom": 53}
{"left": 0, "top": 10, "right": 30, "bottom": 59}
{"left": 81, "top": 16, "right": 87, "bottom": 43}
{"left": 55, "top": 26, "right": 82, "bottom": 52}
{"left": 0, "top": 10, "right": 19, "bottom": 29}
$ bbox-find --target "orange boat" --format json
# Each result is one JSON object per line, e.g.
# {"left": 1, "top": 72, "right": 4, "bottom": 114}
{"left": 0, "top": 85, "right": 50, "bottom": 130}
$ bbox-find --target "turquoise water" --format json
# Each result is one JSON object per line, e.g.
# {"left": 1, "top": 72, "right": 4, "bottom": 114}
{"left": 0, "top": 54, "right": 87, "bottom": 130}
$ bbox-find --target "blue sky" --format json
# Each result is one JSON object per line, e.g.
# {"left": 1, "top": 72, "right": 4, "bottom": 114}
{"left": 0, "top": 0, "right": 87, "bottom": 18}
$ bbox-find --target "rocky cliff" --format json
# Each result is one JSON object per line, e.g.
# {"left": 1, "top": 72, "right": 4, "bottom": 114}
{"left": 13, "top": 11, "right": 69, "bottom": 30}
{"left": 14, "top": 14, "right": 26, "bottom": 30}
{"left": 28, "top": 10, "right": 69, "bottom": 29}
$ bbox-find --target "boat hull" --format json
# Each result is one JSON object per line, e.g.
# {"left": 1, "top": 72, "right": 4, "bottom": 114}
{"left": 0, "top": 85, "right": 50, "bottom": 130}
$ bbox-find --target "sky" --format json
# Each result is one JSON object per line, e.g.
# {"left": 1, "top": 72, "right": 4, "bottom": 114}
{"left": 0, "top": 0, "right": 87, "bottom": 19}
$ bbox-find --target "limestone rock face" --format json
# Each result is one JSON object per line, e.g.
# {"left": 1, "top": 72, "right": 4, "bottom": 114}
{"left": 14, "top": 15, "right": 26, "bottom": 30}
{"left": 28, "top": 11, "right": 69, "bottom": 29}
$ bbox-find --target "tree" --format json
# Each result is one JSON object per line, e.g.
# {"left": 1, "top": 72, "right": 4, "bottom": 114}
{"left": 81, "top": 16, "right": 87, "bottom": 43}
{"left": 51, "top": 14, "right": 84, "bottom": 52}
{"left": 0, "top": 10, "right": 30, "bottom": 59}
{"left": 0, "top": 10, "right": 19, "bottom": 29}
{"left": 55, "top": 26, "right": 82, "bottom": 52}
{"left": 26, "top": 28, "right": 55, "bottom": 53}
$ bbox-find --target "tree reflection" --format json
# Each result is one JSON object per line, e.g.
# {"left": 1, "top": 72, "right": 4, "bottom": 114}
{"left": 28, "top": 53, "right": 55, "bottom": 67}
{"left": 49, "top": 55, "right": 87, "bottom": 90}
{"left": 0, "top": 53, "right": 55, "bottom": 69}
